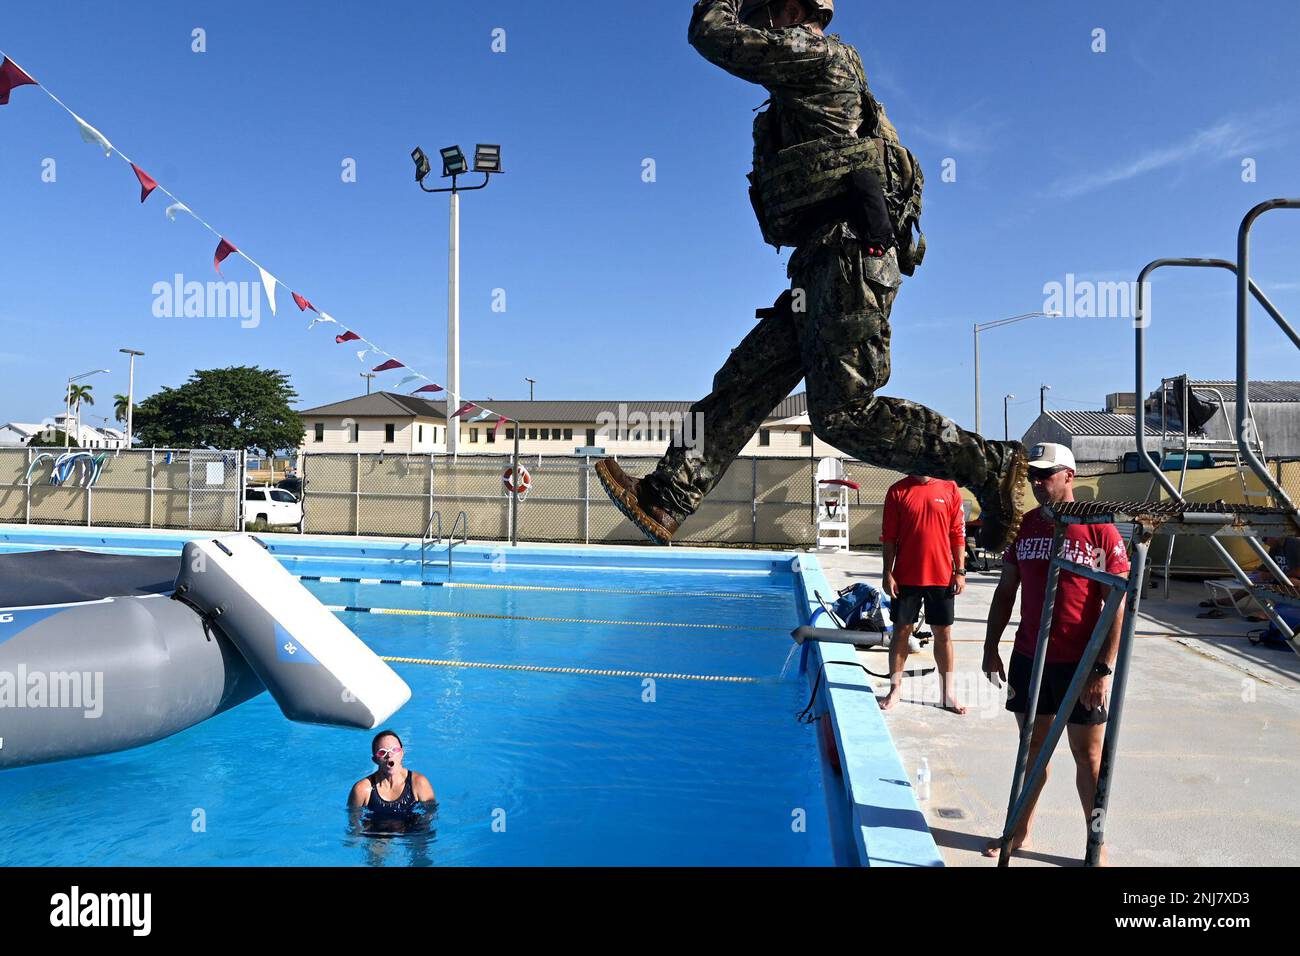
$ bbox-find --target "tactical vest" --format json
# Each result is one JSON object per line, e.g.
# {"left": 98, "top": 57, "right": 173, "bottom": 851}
{"left": 747, "top": 46, "right": 926, "bottom": 274}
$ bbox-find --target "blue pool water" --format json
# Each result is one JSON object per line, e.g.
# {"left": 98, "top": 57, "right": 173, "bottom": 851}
{"left": 0, "top": 531, "right": 837, "bottom": 866}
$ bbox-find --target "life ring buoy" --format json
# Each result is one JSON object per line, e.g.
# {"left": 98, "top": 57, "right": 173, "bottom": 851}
{"left": 502, "top": 465, "right": 531, "bottom": 496}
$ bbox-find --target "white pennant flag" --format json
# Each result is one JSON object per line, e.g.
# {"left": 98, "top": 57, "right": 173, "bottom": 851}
{"left": 71, "top": 112, "right": 113, "bottom": 157}
{"left": 257, "top": 266, "right": 277, "bottom": 316}
{"left": 356, "top": 348, "right": 371, "bottom": 362}
{"left": 397, "top": 374, "right": 423, "bottom": 387}
{"left": 164, "top": 202, "right": 191, "bottom": 222}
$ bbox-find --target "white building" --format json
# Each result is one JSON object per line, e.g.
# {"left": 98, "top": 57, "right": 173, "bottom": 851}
{"left": 297, "top": 392, "right": 846, "bottom": 459}
{"left": 0, "top": 416, "right": 126, "bottom": 449}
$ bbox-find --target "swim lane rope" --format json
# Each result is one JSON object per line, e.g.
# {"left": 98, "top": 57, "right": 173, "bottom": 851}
{"left": 298, "top": 574, "right": 783, "bottom": 601}
{"left": 329, "top": 605, "right": 788, "bottom": 632}
{"left": 377, "top": 655, "right": 758, "bottom": 684}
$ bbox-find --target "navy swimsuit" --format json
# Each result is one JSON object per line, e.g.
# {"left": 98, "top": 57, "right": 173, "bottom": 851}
{"left": 367, "top": 771, "right": 418, "bottom": 820}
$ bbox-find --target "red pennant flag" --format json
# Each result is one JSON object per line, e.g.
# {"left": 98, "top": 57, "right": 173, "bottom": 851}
{"left": 292, "top": 292, "right": 316, "bottom": 313}
{"left": 372, "top": 358, "right": 404, "bottom": 372}
{"left": 335, "top": 330, "right": 361, "bottom": 344}
{"left": 493, "top": 416, "right": 507, "bottom": 436}
{"left": 131, "top": 164, "right": 158, "bottom": 204}
{"left": 413, "top": 384, "right": 443, "bottom": 394}
{"left": 450, "top": 402, "right": 477, "bottom": 418}
{"left": 213, "top": 237, "right": 238, "bottom": 273}
{"left": 0, "top": 58, "right": 37, "bottom": 106}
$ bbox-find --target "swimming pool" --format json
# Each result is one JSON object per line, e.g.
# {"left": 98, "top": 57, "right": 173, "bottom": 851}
{"left": 0, "top": 525, "right": 940, "bottom": 866}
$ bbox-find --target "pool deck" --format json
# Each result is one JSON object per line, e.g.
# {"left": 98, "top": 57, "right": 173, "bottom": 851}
{"left": 814, "top": 547, "right": 1300, "bottom": 867}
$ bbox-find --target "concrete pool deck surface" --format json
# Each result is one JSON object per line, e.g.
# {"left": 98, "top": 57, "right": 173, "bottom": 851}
{"left": 814, "top": 547, "right": 1300, "bottom": 867}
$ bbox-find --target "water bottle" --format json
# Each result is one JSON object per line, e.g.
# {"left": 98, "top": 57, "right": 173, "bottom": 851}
{"left": 916, "top": 757, "right": 931, "bottom": 801}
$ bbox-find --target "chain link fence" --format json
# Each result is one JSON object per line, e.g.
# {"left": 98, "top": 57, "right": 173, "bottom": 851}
{"left": 0, "top": 447, "right": 243, "bottom": 531}
{"left": 300, "top": 451, "right": 911, "bottom": 548}
{"left": 5, "top": 445, "right": 1292, "bottom": 554}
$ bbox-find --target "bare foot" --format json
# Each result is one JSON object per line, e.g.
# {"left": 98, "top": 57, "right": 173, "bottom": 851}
{"left": 940, "top": 695, "right": 968, "bottom": 715}
{"left": 879, "top": 688, "right": 902, "bottom": 711}
{"left": 982, "top": 834, "right": 1031, "bottom": 859}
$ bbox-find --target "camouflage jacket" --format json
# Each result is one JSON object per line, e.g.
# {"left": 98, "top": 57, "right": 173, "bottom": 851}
{"left": 689, "top": 0, "right": 902, "bottom": 283}
{"left": 688, "top": 0, "right": 898, "bottom": 156}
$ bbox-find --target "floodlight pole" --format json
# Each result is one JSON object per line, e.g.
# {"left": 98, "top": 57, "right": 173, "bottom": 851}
{"left": 119, "top": 349, "right": 144, "bottom": 447}
{"left": 419, "top": 171, "right": 493, "bottom": 458}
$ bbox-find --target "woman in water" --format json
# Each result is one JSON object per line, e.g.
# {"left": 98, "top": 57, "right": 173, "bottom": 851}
{"left": 347, "top": 730, "right": 436, "bottom": 830}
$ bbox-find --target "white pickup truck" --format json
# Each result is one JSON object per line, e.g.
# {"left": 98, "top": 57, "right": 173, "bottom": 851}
{"left": 243, "top": 486, "right": 304, "bottom": 532}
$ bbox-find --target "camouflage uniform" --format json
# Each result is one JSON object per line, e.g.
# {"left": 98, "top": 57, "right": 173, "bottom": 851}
{"left": 643, "top": 0, "right": 1010, "bottom": 521}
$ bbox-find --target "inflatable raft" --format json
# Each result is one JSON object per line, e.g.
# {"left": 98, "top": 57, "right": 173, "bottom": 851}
{"left": 0, "top": 535, "right": 411, "bottom": 770}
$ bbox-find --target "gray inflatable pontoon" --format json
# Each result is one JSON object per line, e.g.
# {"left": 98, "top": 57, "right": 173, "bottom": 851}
{"left": 0, "top": 535, "right": 411, "bottom": 771}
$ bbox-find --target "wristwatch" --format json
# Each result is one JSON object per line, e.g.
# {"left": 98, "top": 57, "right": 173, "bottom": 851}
{"left": 954, "top": 568, "right": 967, "bottom": 576}
{"left": 1091, "top": 661, "right": 1113, "bottom": 678}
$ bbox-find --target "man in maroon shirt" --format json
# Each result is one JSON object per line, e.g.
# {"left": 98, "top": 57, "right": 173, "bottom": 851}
{"left": 980, "top": 443, "right": 1129, "bottom": 864}
{"left": 880, "top": 474, "right": 967, "bottom": 713}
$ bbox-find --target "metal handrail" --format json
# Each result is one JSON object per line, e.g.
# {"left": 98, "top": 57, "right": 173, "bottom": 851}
{"left": 447, "top": 511, "right": 468, "bottom": 573}
{"left": 1135, "top": 259, "right": 1297, "bottom": 575}
{"left": 420, "top": 510, "right": 442, "bottom": 581}
{"left": 1236, "top": 199, "right": 1300, "bottom": 522}
{"left": 1133, "top": 245, "right": 1297, "bottom": 646}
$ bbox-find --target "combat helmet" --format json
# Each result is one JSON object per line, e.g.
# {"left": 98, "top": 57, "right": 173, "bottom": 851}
{"left": 740, "top": 0, "right": 834, "bottom": 27}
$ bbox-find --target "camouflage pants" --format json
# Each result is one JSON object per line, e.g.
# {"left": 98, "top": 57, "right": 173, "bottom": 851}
{"left": 644, "top": 223, "right": 1004, "bottom": 520}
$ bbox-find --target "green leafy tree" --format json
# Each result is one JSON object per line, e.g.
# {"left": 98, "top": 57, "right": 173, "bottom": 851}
{"left": 28, "top": 429, "right": 78, "bottom": 448}
{"left": 133, "top": 366, "right": 304, "bottom": 454}
{"left": 114, "top": 393, "right": 131, "bottom": 424}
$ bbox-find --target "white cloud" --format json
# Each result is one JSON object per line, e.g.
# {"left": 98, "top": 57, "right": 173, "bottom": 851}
{"left": 1047, "top": 116, "right": 1272, "bottom": 200}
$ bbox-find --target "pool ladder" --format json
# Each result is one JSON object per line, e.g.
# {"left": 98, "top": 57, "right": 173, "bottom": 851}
{"left": 420, "top": 510, "right": 468, "bottom": 580}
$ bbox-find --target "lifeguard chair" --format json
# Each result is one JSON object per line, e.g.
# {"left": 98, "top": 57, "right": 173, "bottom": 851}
{"left": 815, "top": 458, "right": 859, "bottom": 551}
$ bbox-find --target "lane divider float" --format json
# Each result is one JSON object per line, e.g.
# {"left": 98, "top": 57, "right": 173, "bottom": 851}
{"left": 298, "top": 574, "right": 784, "bottom": 600}
{"left": 328, "top": 605, "right": 788, "bottom": 631}
{"left": 378, "top": 655, "right": 758, "bottom": 683}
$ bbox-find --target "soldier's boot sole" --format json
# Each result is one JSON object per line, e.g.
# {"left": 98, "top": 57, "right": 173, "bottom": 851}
{"left": 594, "top": 459, "right": 679, "bottom": 545}
{"left": 976, "top": 442, "right": 1029, "bottom": 552}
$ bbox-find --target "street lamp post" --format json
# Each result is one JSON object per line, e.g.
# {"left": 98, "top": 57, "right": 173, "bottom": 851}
{"left": 1004, "top": 394, "right": 1016, "bottom": 441}
{"left": 972, "top": 311, "right": 1061, "bottom": 433}
{"left": 411, "top": 143, "right": 503, "bottom": 458}
{"left": 119, "top": 349, "right": 144, "bottom": 447}
{"left": 1040, "top": 383, "right": 1052, "bottom": 416}
{"left": 525, "top": 377, "right": 536, "bottom": 401}
{"left": 65, "top": 368, "right": 110, "bottom": 451}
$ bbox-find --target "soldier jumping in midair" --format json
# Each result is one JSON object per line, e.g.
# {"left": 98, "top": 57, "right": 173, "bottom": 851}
{"left": 597, "top": 0, "right": 1028, "bottom": 549}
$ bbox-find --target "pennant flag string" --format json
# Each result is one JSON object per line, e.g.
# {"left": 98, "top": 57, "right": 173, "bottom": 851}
{"left": 0, "top": 47, "right": 519, "bottom": 424}
{"left": 131, "top": 164, "right": 158, "bottom": 204}
{"left": 213, "top": 238, "right": 239, "bottom": 273}
{"left": 0, "top": 55, "right": 37, "bottom": 105}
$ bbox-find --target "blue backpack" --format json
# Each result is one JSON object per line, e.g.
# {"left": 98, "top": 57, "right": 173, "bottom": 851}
{"left": 831, "top": 583, "right": 889, "bottom": 633}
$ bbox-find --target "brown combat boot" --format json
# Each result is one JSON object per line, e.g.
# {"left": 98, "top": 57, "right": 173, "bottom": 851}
{"left": 594, "top": 459, "right": 680, "bottom": 545}
{"left": 974, "top": 441, "right": 1029, "bottom": 552}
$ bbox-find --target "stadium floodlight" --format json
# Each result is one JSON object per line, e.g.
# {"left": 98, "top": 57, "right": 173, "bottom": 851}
{"left": 440, "top": 145, "right": 469, "bottom": 178}
{"left": 411, "top": 147, "right": 432, "bottom": 183}
{"left": 473, "top": 144, "right": 502, "bottom": 174}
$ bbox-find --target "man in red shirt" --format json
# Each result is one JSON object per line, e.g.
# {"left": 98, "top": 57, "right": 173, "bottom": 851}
{"left": 880, "top": 474, "right": 967, "bottom": 713}
{"left": 981, "top": 443, "right": 1129, "bottom": 864}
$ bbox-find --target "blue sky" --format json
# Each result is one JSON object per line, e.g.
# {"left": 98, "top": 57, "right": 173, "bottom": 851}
{"left": 2, "top": 0, "right": 1298, "bottom": 440}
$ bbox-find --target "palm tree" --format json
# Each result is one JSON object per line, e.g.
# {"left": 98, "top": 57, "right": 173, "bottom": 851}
{"left": 113, "top": 393, "right": 131, "bottom": 424}
{"left": 67, "top": 384, "right": 95, "bottom": 447}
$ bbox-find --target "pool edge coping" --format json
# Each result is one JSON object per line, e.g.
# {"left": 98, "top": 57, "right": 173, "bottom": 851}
{"left": 792, "top": 552, "right": 945, "bottom": 868}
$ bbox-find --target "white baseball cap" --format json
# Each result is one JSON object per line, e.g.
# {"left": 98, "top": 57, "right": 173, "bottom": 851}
{"left": 1027, "top": 442, "right": 1076, "bottom": 471}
